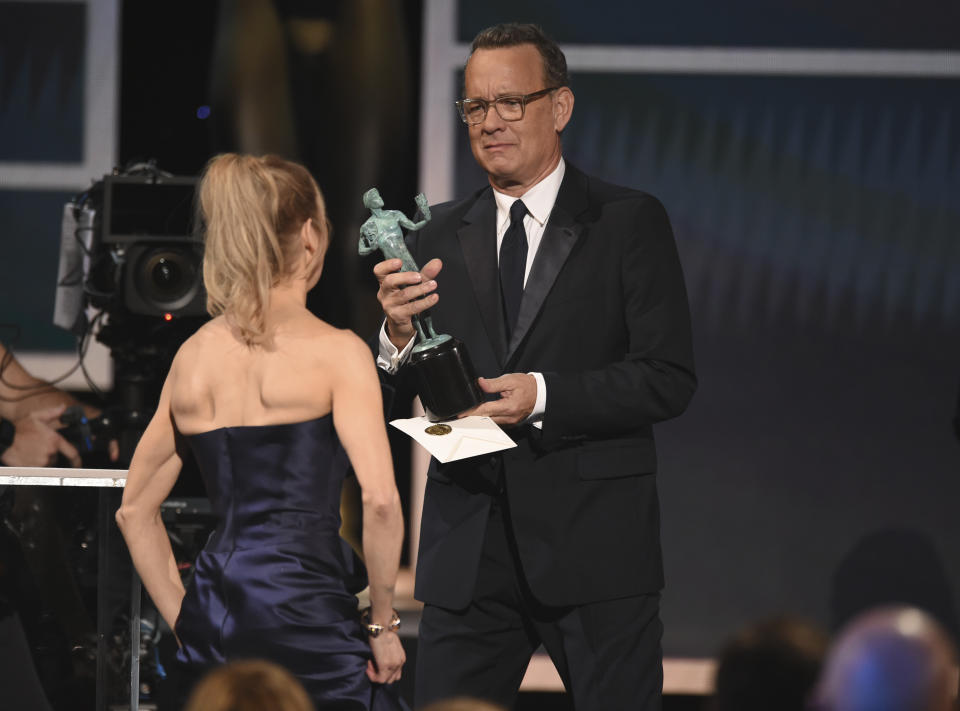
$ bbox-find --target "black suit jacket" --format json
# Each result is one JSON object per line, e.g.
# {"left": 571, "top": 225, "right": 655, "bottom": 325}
{"left": 382, "top": 163, "right": 696, "bottom": 609}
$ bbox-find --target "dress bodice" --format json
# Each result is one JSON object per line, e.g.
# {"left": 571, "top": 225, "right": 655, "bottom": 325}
{"left": 174, "top": 414, "right": 405, "bottom": 709}
{"left": 185, "top": 414, "right": 348, "bottom": 551}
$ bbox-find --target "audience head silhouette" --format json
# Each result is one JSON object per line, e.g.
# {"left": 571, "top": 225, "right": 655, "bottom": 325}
{"left": 419, "top": 698, "right": 506, "bottom": 711}
{"left": 183, "top": 659, "right": 315, "bottom": 711}
{"left": 712, "top": 615, "right": 829, "bottom": 711}
{"left": 814, "top": 606, "right": 958, "bottom": 711}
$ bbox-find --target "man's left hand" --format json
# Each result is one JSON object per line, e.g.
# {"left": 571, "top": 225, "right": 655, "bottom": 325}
{"left": 465, "top": 374, "right": 537, "bottom": 426}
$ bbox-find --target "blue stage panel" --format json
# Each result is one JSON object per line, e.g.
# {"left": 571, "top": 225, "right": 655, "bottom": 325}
{"left": 0, "top": 189, "right": 77, "bottom": 351}
{"left": 0, "top": 2, "right": 85, "bottom": 162}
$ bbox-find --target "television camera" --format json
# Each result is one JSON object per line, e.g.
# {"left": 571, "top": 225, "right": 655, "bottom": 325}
{"left": 54, "top": 163, "right": 208, "bottom": 467}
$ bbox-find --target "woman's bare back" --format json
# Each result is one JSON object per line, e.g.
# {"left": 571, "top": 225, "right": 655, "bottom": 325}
{"left": 169, "top": 309, "right": 352, "bottom": 436}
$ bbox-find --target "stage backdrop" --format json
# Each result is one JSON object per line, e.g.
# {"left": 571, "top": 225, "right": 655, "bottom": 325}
{"left": 421, "top": 0, "right": 960, "bottom": 655}
{"left": 0, "top": 0, "right": 118, "bottom": 387}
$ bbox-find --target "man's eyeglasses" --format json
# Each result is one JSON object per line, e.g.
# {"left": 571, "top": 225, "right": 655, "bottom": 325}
{"left": 456, "top": 87, "right": 559, "bottom": 125}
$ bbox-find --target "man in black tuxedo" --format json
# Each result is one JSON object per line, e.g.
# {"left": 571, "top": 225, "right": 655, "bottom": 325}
{"left": 372, "top": 23, "right": 696, "bottom": 710}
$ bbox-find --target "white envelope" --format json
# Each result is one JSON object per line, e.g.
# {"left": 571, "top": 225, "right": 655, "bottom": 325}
{"left": 389, "top": 415, "right": 516, "bottom": 463}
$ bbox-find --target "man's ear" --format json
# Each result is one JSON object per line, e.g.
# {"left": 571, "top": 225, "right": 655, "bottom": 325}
{"left": 553, "top": 87, "right": 574, "bottom": 132}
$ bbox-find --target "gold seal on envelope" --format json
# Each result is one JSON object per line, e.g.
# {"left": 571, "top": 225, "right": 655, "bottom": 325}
{"left": 425, "top": 424, "right": 452, "bottom": 436}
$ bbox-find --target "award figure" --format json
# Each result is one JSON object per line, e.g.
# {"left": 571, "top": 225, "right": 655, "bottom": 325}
{"left": 360, "top": 188, "right": 483, "bottom": 421}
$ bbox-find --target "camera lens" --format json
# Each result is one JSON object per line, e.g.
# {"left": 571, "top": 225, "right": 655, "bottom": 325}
{"left": 151, "top": 257, "right": 183, "bottom": 297}
{"left": 136, "top": 248, "right": 199, "bottom": 309}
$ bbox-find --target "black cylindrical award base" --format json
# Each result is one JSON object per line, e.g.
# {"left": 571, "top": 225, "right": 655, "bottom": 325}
{"left": 409, "top": 337, "right": 483, "bottom": 421}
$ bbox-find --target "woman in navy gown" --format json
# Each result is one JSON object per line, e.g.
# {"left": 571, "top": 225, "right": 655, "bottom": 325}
{"left": 117, "top": 154, "right": 406, "bottom": 709}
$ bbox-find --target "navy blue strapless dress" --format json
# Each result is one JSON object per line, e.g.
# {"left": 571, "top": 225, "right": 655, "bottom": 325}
{"left": 174, "top": 415, "right": 405, "bottom": 710}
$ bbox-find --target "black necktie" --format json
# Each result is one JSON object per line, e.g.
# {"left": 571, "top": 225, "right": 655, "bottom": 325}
{"left": 500, "top": 199, "right": 528, "bottom": 337}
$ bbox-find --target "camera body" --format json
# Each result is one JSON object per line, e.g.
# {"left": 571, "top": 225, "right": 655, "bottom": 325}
{"left": 101, "top": 174, "right": 205, "bottom": 317}
{"left": 55, "top": 168, "right": 209, "bottom": 467}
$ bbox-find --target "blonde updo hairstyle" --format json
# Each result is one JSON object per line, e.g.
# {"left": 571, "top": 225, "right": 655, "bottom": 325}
{"left": 200, "top": 153, "right": 327, "bottom": 346}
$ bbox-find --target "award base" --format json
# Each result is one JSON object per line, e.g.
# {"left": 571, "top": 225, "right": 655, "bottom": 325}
{"left": 409, "top": 336, "right": 483, "bottom": 422}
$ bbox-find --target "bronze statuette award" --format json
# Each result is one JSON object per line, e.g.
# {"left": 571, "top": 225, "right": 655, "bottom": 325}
{"left": 360, "top": 188, "right": 483, "bottom": 421}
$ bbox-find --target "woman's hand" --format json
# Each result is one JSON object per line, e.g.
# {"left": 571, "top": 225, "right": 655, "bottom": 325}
{"left": 366, "top": 631, "right": 405, "bottom": 684}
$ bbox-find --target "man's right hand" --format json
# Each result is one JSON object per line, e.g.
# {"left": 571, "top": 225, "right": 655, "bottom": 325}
{"left": 374, "top": 257, "right": 443, "bottom": 351}
{"left": 1, "top": 404, "right": 82, "bottom": 467}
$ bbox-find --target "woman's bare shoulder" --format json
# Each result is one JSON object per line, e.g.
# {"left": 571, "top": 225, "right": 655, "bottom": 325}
{"left": 314, "top": 322, "right": 371, "bottom": 357}
{"left": 297, "top": 319, "right": 374, "bottom": 375}
{"left": 170, "top": 317, "right": 228, "bottom": 362}
{"left": 165, "top": 318, "right": 244, "bottom": 391}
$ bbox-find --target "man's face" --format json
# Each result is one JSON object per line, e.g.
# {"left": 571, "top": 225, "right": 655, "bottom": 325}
{"left": 463, "top": 44, "right": 572, "bottom": 195}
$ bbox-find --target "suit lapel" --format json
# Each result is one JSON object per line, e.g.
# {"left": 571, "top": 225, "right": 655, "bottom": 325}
{"left": 505, "top": 168, "right": 588, "bottom": 366}
{"left": 456, "top": 192, "right": 507, "bottom": 365}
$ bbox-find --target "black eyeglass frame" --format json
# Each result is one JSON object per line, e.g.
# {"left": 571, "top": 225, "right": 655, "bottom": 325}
{"left": 455, "top": 87, "right": 560, "bottom": 125}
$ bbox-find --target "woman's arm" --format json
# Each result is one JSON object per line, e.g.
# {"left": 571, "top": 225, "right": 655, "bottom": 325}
{"left": 115, "top": 364, "right": 185, "bottom": 631}
{"left": 331, "top": 333, "right": 405, "bottom": 683}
